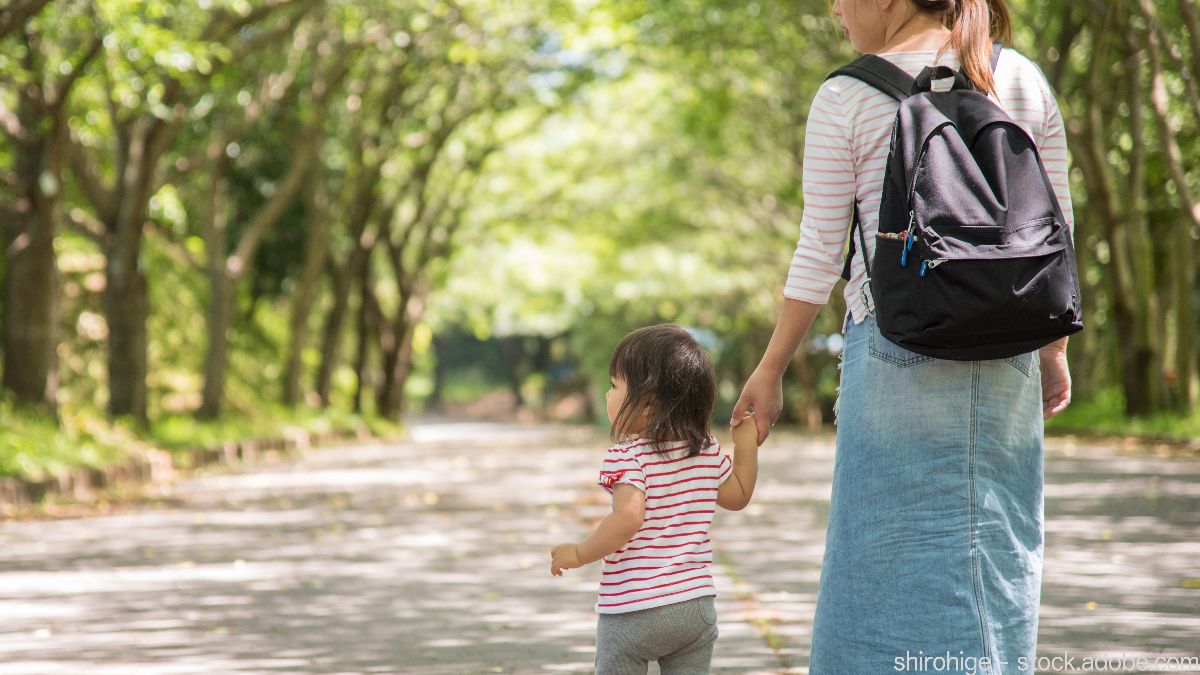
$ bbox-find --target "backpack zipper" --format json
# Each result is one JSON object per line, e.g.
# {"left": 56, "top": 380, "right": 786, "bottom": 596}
{"left": 919, "top": 258, "right": 948, "bottom": 277}
{"left": 902, "top": 210, "right": 916, "bottom": 267}
{"left": 876, "top": 210, "right": 919, "bottom": 267}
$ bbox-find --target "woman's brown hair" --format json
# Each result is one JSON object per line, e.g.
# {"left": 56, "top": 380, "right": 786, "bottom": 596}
{"left": 609, "top": 325, "right": 716, "bottom": 458}
{"left": 915, "top": 0, "right": 1012, "bottom": 97}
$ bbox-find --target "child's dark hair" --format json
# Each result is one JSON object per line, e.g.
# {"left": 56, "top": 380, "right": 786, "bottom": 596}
{"left": 608, "top": 324, "right": 716, "bottom": 457}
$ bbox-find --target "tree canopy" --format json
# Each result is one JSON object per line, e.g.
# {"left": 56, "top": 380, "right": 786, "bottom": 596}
{"left": 1, "top": 0, "right": 1197, "bottom": 464}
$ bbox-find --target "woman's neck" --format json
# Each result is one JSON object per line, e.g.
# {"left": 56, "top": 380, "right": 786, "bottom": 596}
{"left": 878, "top": 11, "right": 952, "bottom": 54}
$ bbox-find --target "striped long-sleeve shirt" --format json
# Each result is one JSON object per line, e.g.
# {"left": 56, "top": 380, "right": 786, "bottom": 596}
{"left": 784, "top": 48, "right": 1075, "bottom": 324}
{"left": 594, "top": 436, "right": 732, "bottom": 614}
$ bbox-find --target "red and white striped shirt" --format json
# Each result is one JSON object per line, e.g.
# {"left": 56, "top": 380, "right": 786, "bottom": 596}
{"left": 784, "top": 48, "right": 1075, "bottom": 324}
{"left": 594, "top": 436, "right": 733, "bottom": 614}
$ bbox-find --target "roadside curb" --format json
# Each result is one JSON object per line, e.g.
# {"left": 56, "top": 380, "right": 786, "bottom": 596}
{"left": 0, "top": 426, "right": 378, "bottom": 515}
{"left": 1047, "top": 430, "right": 1200, "bottom": 456}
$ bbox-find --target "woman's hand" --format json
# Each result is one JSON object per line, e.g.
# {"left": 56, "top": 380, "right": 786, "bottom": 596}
{"left": 550, "top": 543, "right": 582, "bottom": 577}
{"left": 731, "top": 367, "right": 784, "bottom": 445}
{"left": 1039, "top": 341, "right": 1071, "bottom": 420}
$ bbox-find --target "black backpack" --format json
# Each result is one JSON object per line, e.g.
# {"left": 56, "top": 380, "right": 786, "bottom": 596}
{"left": 830, "top": 46, "right": 1083, "bottom": 361}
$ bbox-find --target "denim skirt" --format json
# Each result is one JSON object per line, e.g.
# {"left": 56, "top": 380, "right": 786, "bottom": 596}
{"left": 810, "top": 315, "right": 1044, "bottom": 674}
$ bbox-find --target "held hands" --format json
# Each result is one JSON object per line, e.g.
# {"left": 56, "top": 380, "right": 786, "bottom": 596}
{"left": 731, "top": 411, "right": 759, "bottom": 449}
{"left": 550, "top": 543, "right": 583, "bottom": 577}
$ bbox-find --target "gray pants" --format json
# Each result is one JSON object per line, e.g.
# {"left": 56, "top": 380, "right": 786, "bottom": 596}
{"left": 595, "top": 596, "right": 719, "bottom": 674}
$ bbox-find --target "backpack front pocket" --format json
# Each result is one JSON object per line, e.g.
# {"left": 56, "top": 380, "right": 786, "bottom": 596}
{"left": 872, "top": 234, "right": 1079, "bottom": 355}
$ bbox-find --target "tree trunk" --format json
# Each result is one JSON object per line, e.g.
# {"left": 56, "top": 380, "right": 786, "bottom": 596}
{"left": 788, "top": 351, "right": 824, "bottom": 430}
{"left": 1171, "top": 216, "right": 1198, "bottom": 409}
{"left": 1122, "top": 58, "right": 1164, "bottom": 415}
{"left": 201, "top": 122, "right": 318, "bottom": 417}
{"left": 102, "top": 117, "right": 173, "bottom": 424}
{"left": 2, "top": 117, "right": 59, "bottom": 412}
{"left": 1069, "top": 111, "right": 1156, "bottom": 415}
{"left": 0, "top": 59, "right": 68, "bottom": 414}
{"left": 105, "top": 257, "right": 149, "bottom": 423}
{"left": 282, "top": 175, "right": 330, "bottom": 407}
{"left": 199, "top": 272, "right": 234, "bottom": 419}
{"left": 0, "top": 0, "right": 50, "bottom": 42}
{"left": 377, "top": 284, "right": 429, "bottom": 421}
{"left": 316, "top": 214, "right": 377, "bottom": 407}
{"left": 2, "top": 191, "right": 59, "bottom": 413}
{"left": 198, "top": 156, "right": 231, "bottom": 419}
{"left": 428, "top": 334, "right": 448, "bottom": 411}
{"left": 352, "top": 267, "right": 379, "bottom": 415}
{"left": 498, "top": 337, "right": 526, "bottom": 408}
{"left": 315, "top": 261, "right": 350, "bottom": 408}
{"left": 1136, "top": 2, "right": 1200, "bottom": 410}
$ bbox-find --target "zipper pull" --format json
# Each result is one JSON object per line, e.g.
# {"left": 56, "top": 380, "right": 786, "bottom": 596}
{"left": 920, "top": 259, "right": 947, "bottom": 278}
{"left": 919, "top": 260, "right": 928, "bottom": 277}
{"left": 900, "top": 211, "right": 916, "bottom": 267}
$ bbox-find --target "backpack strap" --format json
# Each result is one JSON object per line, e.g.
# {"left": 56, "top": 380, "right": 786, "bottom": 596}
{"left": 831, "top": 43, "right": 1002, "bottom": 283}
{"left": 826, "top": 54, "right": 918, "bottom": 101}
{"left": 827, "top": 57, "right": 915, "bottom": 281}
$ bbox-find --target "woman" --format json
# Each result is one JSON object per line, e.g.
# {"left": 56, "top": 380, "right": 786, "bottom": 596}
{"left": 731, "top": 0, "right": 1073, "bottom": 671}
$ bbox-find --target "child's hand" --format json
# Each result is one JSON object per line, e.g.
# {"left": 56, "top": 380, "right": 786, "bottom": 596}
{"left": 732, "top": 411, "right": 759, "bottom": 449}
{"left": 550, "top": 543, "right": 583, "bottom": 576}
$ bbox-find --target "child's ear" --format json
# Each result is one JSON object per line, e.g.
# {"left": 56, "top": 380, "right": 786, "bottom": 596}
{"left": 640, "top": 398, "right": 656, "bottom": 419}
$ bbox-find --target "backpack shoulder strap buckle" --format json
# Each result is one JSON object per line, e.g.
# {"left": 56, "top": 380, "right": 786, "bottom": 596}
{"left": 860, "top": 277, "right": 875, "bottom": 317}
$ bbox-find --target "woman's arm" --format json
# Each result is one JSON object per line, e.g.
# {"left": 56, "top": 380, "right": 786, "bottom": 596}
{"left": 1036, "top": 69, "right": 1073, "bottom": 420}
{"left": 730, "top": 298, "right": 823, "bottom": 444}
{"left": 550, "top": 484, "right": 645, "bottom": 576}
{"left": 737, "top": 81, "right": 855, "bottom": 445}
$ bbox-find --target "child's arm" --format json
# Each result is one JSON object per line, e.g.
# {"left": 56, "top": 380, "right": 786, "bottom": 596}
{"left": 717, "top": 412, "right": 760, "bottom": 511}
{"left": 551, "top": 483, "right": 646, "bottom": 576}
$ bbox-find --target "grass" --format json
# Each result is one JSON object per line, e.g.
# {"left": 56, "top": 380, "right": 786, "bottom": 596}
{"left": 149, "top": 405, "right": 402, "bottom": 451}
{"left": 0, "top": 402, "right": 130, "bottom": 481}
{"left": 1046, "top": 388, "right": 1200, "bottom": 445}
{"left": 0, "top": 397, "right": 403, "bottom": 481}
{"left": 3, "top": 383, "right": 1197, "bottom": 487}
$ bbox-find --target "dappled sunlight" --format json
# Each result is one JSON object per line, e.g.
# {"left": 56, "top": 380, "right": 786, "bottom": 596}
{"left": 1038, "top": 444, "right": 1200, "bottom": 659}
{"left": 0, "top": 424, "right": 1196, "bottom": 673}
{"left": 2, "top": 0, "right": 1195, "bottom": 672}
{"left": 0, "top": 424, "right": 612, "bottom": 673}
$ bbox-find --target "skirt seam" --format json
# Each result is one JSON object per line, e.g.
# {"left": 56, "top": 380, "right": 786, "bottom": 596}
{"left": 969, "top": 362, "right": 992, "bottom": 661}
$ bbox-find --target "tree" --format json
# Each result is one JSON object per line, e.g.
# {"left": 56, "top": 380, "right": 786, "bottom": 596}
{"left": 308, "top": 0, "right": 586, "bottom": 419}
{"left": 1026, "top": 0, "right": 1200, "bottom": 414}
{"left": 192, "top": 19, "right": 353, "bottom": 418}
{"left": 66, "top": 0, "right": 317, "bottom": 423}
{"left": 0, "top": 0, "right": 100, "bottom": 414}
{"left": 0, "top": 0, "right": 50, "bottom": 41}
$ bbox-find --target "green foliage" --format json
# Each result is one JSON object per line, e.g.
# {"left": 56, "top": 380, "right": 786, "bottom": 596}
{"left": 1047, "top": 389, "right": 1200, "bottom": 444}
{"left": 0, "top": 399, "right": 130, "bottom": 480}
{"left": 425, "top": 0, "right": 850, "bottom": 424}
{"left": 0, "top": 395, "right": 399, "bottom": 480}
{"left": 149, "top": 406, "right": 401, "bottom": 456}
{"left": 2, "top": 0, "right": 1198, "bottom": 489}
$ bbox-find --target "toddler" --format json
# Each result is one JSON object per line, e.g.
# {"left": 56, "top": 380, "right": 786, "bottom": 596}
{"left": 550, "top": 324, "right": 760, "bottom": 674}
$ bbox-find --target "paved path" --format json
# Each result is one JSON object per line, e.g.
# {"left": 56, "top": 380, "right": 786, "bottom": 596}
{"left": 0, "top": 422, "right": 1198, "bottom": 674}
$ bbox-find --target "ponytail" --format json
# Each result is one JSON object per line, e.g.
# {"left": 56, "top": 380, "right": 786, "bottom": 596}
{"left": 916, "top": 0, "right": 1012, "bottom": 97}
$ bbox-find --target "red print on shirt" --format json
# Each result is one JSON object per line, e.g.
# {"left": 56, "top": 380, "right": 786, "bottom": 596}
{"left": 598, "top": 470, "right": 625, "bottom": 490}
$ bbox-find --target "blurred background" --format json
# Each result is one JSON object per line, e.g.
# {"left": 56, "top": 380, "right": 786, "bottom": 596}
{"left": 1, "top": 0, "right": 1198, "bottom": 483}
